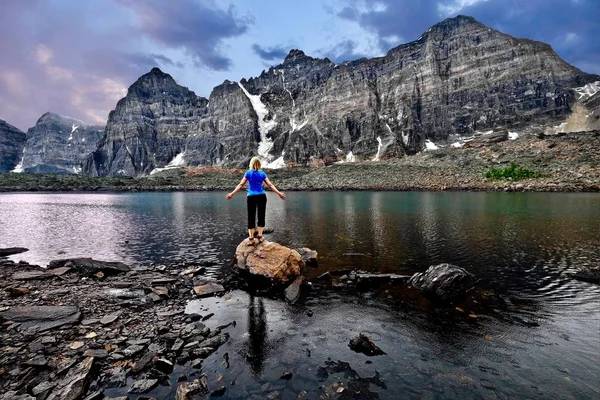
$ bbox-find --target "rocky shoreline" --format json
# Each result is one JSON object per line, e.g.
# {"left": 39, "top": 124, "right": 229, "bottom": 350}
{"left": 0, "top": 132, "right": 598, "bottom": 193}
{"left": 0, "top": 253, "right": 235, "bottom": 400}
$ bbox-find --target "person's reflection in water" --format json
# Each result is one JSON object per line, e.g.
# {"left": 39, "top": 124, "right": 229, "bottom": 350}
{"left": 246, "top": 295, "right": 267, "bottom": 376}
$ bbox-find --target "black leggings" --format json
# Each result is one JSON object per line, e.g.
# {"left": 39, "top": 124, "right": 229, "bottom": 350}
{"left": 247, "top": 194, "right": 267, "bottom": 229}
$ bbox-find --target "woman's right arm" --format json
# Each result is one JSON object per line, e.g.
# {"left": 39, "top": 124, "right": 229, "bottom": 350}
{"left": 264, "top": 178, "right": 286, "bottom": 200}
{"left": 226, "top": 177, "right": 247, "bottom": 199}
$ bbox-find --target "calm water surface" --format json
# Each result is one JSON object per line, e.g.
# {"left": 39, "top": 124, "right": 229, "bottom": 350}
{"left": 1, "top": 192, "right": 599, "bottom": 399}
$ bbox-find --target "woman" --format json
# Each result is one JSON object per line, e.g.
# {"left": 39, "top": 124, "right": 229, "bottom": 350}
{"left": 226, "top": 156, "right": 286, "bottom": 245}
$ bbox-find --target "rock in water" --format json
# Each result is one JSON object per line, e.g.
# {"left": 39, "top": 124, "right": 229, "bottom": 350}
{"left": 573, "top": 268, "right": 600, "bottom": 284}
{"left": 295, "top": 248, "right": 318, "bottom": 265}
{"left": 176, "top": 375, "right": 209, "bottom": 399}
{"left": 349, "top": 333, "right": 386, "bottom": 356}
{"left": 193, "top": 282, "right": 226, "bottom": 297}
{"left": 48, "top": 258, "right": 130, "bottom": 276}
{"left": 284, "top": 275, "right": 305, "bottom": 304}
{"left": 409, "top": 263, "right": 477, "bottom": 300}
{"left": 0, "top": 247, "right": 29, "bottom": 257}
{"left": 235, "top": 240, "right": 303, "bottom": 284}
{"left": 0, "top": 306, "right": 81, "bottom": 332}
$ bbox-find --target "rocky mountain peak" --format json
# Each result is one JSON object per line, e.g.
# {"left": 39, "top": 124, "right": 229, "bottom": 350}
{"left": 284, "top": 49, "right": 310, "bottom": 64}
{"left": 128, "top": 67, "right": 179, "bottom": 94}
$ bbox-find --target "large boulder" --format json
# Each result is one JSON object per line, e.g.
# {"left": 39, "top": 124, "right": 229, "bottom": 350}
{"left": 234, "top": 239, "right": 303, "bottom": 284}
{"left": 409, "top": 263, "right": 477, "bottom": 300}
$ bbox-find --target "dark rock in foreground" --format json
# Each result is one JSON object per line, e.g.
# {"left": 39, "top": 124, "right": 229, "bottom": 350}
{"left": 48, "top": 258, "right": 130, "bottom": 276}
{"left": 573, "top": 268, "right": 600, "bottom": 284}
{"left": 0, "top": 247, "right": 29, "bottom": 257}
{"left": 348, "top": 333, "right": 386, "bottom": 356}
{"left": 409, "top": 263, "right": 478, "bottom": 300}
{"left": 0, "top": 305, "right": 81, "bottom": 332}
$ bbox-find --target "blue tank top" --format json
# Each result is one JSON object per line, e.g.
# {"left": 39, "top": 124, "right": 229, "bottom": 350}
{"left": 244, "top": 169, "right": 267, "bottom": 196}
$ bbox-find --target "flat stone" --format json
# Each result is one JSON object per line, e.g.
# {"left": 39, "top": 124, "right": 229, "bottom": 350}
{"left": 129, "top": 378, "right": 158, "bottom": 394}
{"left": 48, "top": 258, "right": 130, "bottom": 277}
{"left": 193, "top": 282, "right": 225, "bottom": 297}
{"left": 122, "top": 344, "right": 145, "bottom": 357}
{"left": 48, "top": 357, "right": 94, "bottom": 400}
{"left": 12, "top": 271, "right": 52, "bottom": 281}
{"left": 0, "top": 247, "right": 28, "bottom": 257}
{"left": 83, "top": 349, "right": 108, "bottom": 358}
{"left": 49, "top": 266, "right": 71, "bottom": 276}
{"left": 23, "top": 354, "right": 48, "bottom": 367}
{"left": 32, "top": 381, "right": 56, "bottom": 396}
{"left": 70, "top": 341, "right": 85, "bottom": 350}
{"left": 151, "top": 278, "right": 178, "bottom": 285}
{"left": 0, "top": 306, "right": 80, "bottom": 332}
{"left": 100, "top": 312, "right": 121, "bottom": 325}
{"left": 132, "top": 352, "right": 156, "bottom": 373}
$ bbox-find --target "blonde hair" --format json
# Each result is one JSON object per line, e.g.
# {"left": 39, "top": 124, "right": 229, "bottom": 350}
{"left": 249, "top": 156, "right": 262, "bottom": 170}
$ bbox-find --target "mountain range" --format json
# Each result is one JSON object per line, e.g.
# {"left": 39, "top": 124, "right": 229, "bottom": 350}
{"left": 1, "top": 15, "right": 599, "bottom": 176}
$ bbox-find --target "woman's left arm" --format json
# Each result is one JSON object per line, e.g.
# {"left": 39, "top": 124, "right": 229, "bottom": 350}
{"left": 264, "top": 178, "right": 286, "bottom": 200}
{"left": 226, "top": 177, "right": 248, "bottom": 199}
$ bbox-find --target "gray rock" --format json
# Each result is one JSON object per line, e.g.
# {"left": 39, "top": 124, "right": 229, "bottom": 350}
{"left": 0, "top": 119, "right": 26, "bottom": 172}
{"left": 83, "top": 349, "right": 109, "bottom": 358}
{"left": 284, "top": 275, "right": 305, "bottom": 304}
{"left": 129, "top": 378, "right": 158, "bottom": 394}
{"left": 47, "top": 357, "right": 94, "bottom": 400}
{"left": 12, "top": 271, "right": 52, "bottom": 281}
{"left": 0, "top": 392, "right": 35, "bottom": 400}
{"left": 409, "top": 263, "right": 478, "bottom": 300}
{"left": 0, "top": 306, "right": 80, "bottom": 332}
{"left": 100, "top": 311, "right": 122, "bottom": 325}
{"left": 48, "top": 258, "right": 130, "bottom": 276}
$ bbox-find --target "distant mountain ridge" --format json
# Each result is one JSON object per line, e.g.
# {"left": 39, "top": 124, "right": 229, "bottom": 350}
{"left": 20, "top": 112, "right": 104, "bottom": 174}
{"left": 82, "top": 15, "right": 598, "bottom": 176}
{"left": 0, "top": 120, "right": 26, "bottom": 172}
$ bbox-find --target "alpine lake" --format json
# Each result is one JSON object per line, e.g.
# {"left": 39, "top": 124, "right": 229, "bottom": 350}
{"left": 1, "top": 191, "right": 599, "bottom": 399}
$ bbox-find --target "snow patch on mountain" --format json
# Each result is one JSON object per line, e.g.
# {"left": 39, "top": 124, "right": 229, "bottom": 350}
{"left": 237, "top": 81, "right": 276, "bottom": 159}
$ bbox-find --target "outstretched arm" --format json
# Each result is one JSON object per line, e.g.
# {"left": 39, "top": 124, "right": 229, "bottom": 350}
{"left": 226, "top": 177, "right": 247, "bottom": 199}
{"left": 264, "top": 178, "right": 286, "bottom": 199}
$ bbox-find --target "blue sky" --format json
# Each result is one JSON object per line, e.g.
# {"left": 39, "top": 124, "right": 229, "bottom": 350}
{"left": 0, "top": 0, "right": 598, "bottom": 130}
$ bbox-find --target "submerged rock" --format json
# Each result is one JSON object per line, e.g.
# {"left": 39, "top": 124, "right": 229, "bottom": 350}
{"left": 193, "top": 282, "right": 226, "bottom": 297}
{"left": 348, "top": 333, "right": 386, "bottom": 356}
{"left": 409, "top": 263, "right": 477, "bottom": 300}
{"left": 234, "top": 240, "right": 303, "bottom": 284}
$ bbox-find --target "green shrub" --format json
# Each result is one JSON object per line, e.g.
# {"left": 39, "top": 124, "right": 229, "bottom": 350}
{"left": 485, "top": 162, "right": 540, "bottom": 181}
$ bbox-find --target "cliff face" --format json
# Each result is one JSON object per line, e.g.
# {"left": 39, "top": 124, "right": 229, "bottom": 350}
{"left": 85, "top": 15, "right": 598, "bottom": 176}
{"left": 0, "top": 120, "right": 26, "bottom": 172}
{"left": 20, "top": 113, "right": 104, "bottom": 174}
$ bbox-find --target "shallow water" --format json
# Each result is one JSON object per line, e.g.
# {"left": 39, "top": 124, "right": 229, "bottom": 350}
{"left": 1, "top": 191, "right": 599, "bottom": 398}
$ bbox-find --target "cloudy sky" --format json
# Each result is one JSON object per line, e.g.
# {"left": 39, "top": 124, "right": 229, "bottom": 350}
{"left": 1, "top": 0, "right": 598, "bottom": 131}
